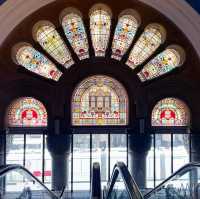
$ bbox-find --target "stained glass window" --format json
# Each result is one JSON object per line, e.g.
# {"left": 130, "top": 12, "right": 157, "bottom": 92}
{"left": 72, "top": 75, "right": 128, "bottom": 126}
{"left": 152, "top": 98, "right": 190, "bottom": 126}
{"left": 137, "top": 45, "right": 185, "bottom": 82}
{"left": 32, "top": 21, "right": 74, "bottom": 68}
{"left": 60, "top": 8, "right": 89, "bottom": 60}
{"left": 12, "top": 43, "right": 62, "bottom": 81}
{"left": 126, "top": 24, "right": 166, "bottom": 69}
{"left": 6, "top": 97, "right": 48, "bottom": 127}
{"left": 111, "top": 9, "right": 140, "bottom": 60}
{"left": 89, "top": 4, "right": 112, "bottom": 57}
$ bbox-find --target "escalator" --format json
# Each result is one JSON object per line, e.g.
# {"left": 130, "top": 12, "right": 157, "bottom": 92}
{"left": 0, "top": 164, "right": 59, "bottom": 199}
{"left": 91, "top": 162, "right": 200, "bottom": 199}
{"left": 0, "top": 162, "right": 200, "bottom": 199}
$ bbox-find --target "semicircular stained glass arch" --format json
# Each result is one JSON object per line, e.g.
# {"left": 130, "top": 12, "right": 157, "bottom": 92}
{"left": 12, "top": 43, "right": 62, "bottom": 81}
{"left": 137, "top": 45, "right": 185, "bottom": 82}
{"left": 32, "top": 20, "right": 74, "bottom": 68}
{"left": 111, "top": 9, "right": 141, "bottom": 61}
{"left": 72, "top": 75, "right": 128, "bottom": 126}
{"left": 126, "top": 23, "right": 166, "bottom": 69}
{"left": 60, "top": 7, "right": 89, "bottom": 60}
{"left": 151, "top": 98, "right": 190, "bottom": 127}
{"left": 89, "top": 4, "right": 112, "bottom": 57}
{"left": 6, "top": 97, "right": 48, "bottom": 127}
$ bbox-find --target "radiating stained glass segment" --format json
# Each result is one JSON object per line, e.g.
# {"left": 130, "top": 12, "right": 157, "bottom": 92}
{"left": 14, "top": 44, "right": 62, "bottom": 81}
{"left": 72, "top": 75, "right": 128, "bottom": 126}
{"left": 126, "top": 24, "right": 165, "bottom": 69}
{"left": 137, "top": 47, "right": 183, "bottom": 82}
{"left": 112, "top": 10, "right": 140, "bottom": 60}
{"left": 152, "top": 98, "right": 190, "bottom": 126}
{"left": 33, "top": 21, "right": 74, "bottom": 68}
{"left": 61, "top": 9, "right": 89, "bottom": 60}
{"left": 90, "top": 4, "right": 112, "bottom": 56}
{"left": 6, "top": 97, "right": 48, "bottom": 127}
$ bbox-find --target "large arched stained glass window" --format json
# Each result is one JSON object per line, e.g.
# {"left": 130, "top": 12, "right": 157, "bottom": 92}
{"left": 89, "top": 4, "right": 112, "bottom": 57}
{"left": 12, "top": 43, "right": 62, "bottom": 81}
{"left": 72, "top": 75, "right": 128, "bottom": 126}
{"left": 32, "top": 21, "right": 74, "bottom": 68}
{"left": 152, "top": 98, "right": 190, "bottom": 126}
{"left": 111, "top": 9, "right": 141, "bottom": 61}
{"left": 137, "top": 45, "right": 185, "bottom": 82}
{"left": 6, "top": 97, "right": 48, "bottom": 127}
{"left": 60, "top": 8, "right": 89, "bottom": 60}
{"left": 126, "top": 24, "right": 166, "bottom": 69}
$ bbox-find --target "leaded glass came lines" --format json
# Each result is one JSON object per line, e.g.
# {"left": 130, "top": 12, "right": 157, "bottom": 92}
{"left": 90, "top": 4, "right": 112, "bottom": 57}
{"left": 33, "top": 21, "right": 74, "bottom": 68}
{"left": 137, "top": 46, "right": 184, "bottom": 82}
{"left": 72, "top": 75, "right": 128, "bottom": 126}
{"left": 126, "top": 24, "right": 165, "bottom": 69}
{"left": 14, "top": 43, "right": 62, "bottom": 81}
{"left": 6, "top": 97, "right": 48, "bottom": 127}
{"left": 111, "top": 10, "right": 140, "bottom": 60}
{"left": 151, "top": 98, "right": 190, "bottom": 126}
{"left": 61, "top": 9, "right": 89, "bottom": 60}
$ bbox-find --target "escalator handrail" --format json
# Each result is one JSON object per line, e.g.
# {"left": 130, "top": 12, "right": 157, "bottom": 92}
{"left": 105, "top": 162, "right": 143, "bottom": 199}
{"left": 144, "top": 162, "right": 200, "bottom": 199}
{"left": 90, "top": 162, "right": 102, "bottom": 199}
{"left": 0, "top": 164, "right": 59, "bottom": 199}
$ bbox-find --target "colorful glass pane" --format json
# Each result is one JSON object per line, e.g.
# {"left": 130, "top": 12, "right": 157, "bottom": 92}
{"left": 15, "top": 44, "right": 62, "bottom": 81}
{"left": 33, "top": 22, "right": 74, "bottom": 68}
{"left": 90, "top": 5, "right": 112, "bottom": 56}
{"left": 112, "top": 13, "right": 139, "bottom": 60}
{"left": 72, "top": 75, "right": 128, "bottom": 126}
{"left": 6, "top": 97, "right": 48, "bottom": 127}
{"left": 137, "top": 48, "right": 181, "bottom": 82}
{"left": 152, "top": 98, "right": 190, "bottom": 126}
{"left": 126, "top": 24, "right": 165, "bottom": 69}
{"left": 61, "top": 11, "right": 89, "bottom": 60}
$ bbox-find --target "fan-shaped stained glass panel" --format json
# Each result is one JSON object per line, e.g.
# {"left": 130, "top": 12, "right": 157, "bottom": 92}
{"left": 61, "top": 9, "right": 89, "bottom": 60}
{"left": 152, "top": 98, "right": 190, "bottom": 126}
{"left": 14, "top": 43, "right": 62, "bottom": 81}
{"left": 126, "top": 24, "right": 166, "bottom": 69}
{"left": 112, "top": 10, "right": 140, "bottom": 60}
{"left": 137, "top": 46, "right": 185, "bottom": 82}
{"left": 6, "top": 97, "right": 48, "bottom": 127}
{"left": 72, "top": 75, "right": 128, "bottom": 126}
{"left": 89, "top": 4, "right": 112, "bottom": 57}
{"left": 33, "top": 21, "right": 74, "bottom": 68}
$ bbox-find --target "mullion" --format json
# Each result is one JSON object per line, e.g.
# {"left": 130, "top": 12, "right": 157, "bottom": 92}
{"left": 90, "top": 133, "right": 92, "bottom": 186}
{"left": 42, "top": 133, "right": 45, "bottom": 183}
{"left": 108, "top": 133, "right": 111, "bottom": 180}
{"left": 71, "top": 134, "right": 73, "bottom": 192}
{"left": 23, "top": 134, "right": 26, "bottom": 167}
{"left": 171, "top": 133, "right": 173, "bottom": 174}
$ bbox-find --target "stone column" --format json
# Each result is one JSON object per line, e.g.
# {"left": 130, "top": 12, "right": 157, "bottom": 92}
{"left": 128, "top": 132, "right": 152, "bottom": 189}
{"left": 47, "top": 134, "right": 71, "bottom": 191}
{"left": 0, "top": 133, "right": 5, "bottom": 166}
{"left": 190, "top": 134, "right": 200, "bottom": 188}
{"left": 191, "top": 134, "right": 200, "bottom": 162}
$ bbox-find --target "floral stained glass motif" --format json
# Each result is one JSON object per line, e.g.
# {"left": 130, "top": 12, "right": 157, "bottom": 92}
{"left": 152, "top": 98, "right": 190, "bottom": 126}
{"left": 33, "top": 21, "right": 74, "bottom": 68}
{"left": 90, "top": 4, "right": 112, "bottom": 57}
{"left": 14, "top": 43, "right": 62, "bottom": 81}
{"left": 72, "top": 75, "right": 128, "bottom": 126}
{"left": 126, "top": 24, "right": 166, "bottom": 69}
{"left": 61, "top": 9, "right": 89, "bottom": 60}
{"left": 111, "top": 10, "right": 140, "bottom": 60}
{"left": 137, "top": 46, "right": 184, "bottom": 82}
{"left": 6, "top": 97, "right": 48, "bottom": 127}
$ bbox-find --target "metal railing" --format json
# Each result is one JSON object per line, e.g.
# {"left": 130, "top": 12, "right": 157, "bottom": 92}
{"left": 105, "top": 162, "right": 143, "bottom": 199}
{"left": 0, "top": 164, "right": 59, "bottom": 199}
